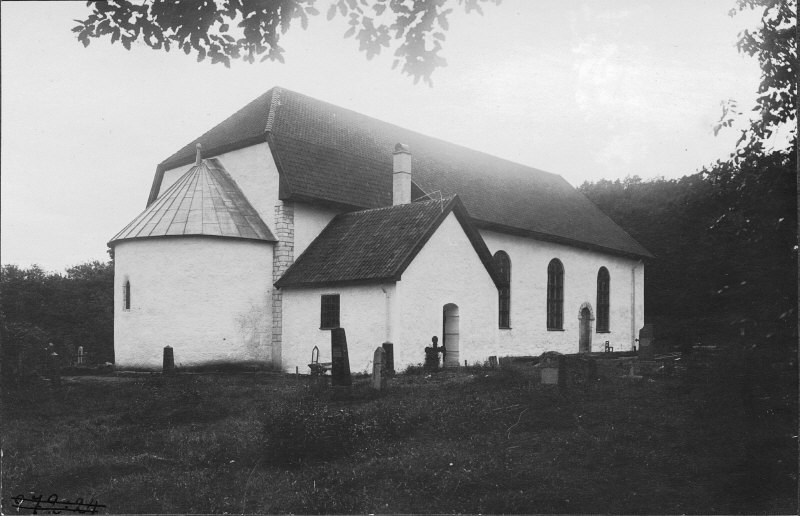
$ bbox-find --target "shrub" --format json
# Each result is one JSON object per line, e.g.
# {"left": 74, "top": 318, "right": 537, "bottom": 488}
{"left": 402, "top": 363, "right": 426, "bottom": 375}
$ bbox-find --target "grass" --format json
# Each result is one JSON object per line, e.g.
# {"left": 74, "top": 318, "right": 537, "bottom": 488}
{"left": 2, "top": 349, "right": 797, "bottom": 514}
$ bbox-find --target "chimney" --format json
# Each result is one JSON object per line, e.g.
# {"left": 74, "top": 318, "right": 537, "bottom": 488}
{"left": 195, "top": 143, "right": 202, "bottom": 165}
{"left": 392, "top": 143, "right": 411, "bottom": 205}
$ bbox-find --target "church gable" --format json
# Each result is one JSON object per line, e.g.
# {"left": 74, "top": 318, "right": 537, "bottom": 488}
{"left": 275, "top": 196, "right": 502, "bottom": 289}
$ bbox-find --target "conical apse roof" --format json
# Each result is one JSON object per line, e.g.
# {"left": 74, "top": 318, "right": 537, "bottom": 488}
{"left": 109, "top": 158, "right": 275, "bottom": 246}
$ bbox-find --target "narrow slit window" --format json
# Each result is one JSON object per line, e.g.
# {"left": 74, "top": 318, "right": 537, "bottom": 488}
{"left": 123, "top": 280, "right": 131, "bottom": 311}
{"left": 597, "top": 267, "right": 610, "bottom": 332}
{"left": 494, "top": 251, "right": 511, "bottom": 328}
{"left": 547, "top": 259, "right": 564, "bottom": 330}
{"left": 320, "top": 294, "right": 340, "bottom": 329}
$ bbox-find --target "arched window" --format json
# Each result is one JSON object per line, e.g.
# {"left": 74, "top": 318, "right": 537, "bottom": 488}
{"left": 596, "top": 267, "right": 610, "bottom": 332}
{"left": 546, "top": 259, "right": 564, "bottom": 330}
{"left": 123, "top": 280, "right": 131, "bottom": 311}
{"left": 494, "top": 251, "right": 511, "bottom": 328}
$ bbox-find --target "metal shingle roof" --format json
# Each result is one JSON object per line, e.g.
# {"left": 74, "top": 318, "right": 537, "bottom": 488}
{"left": 110, "top": 158, "right": 275, "bottom": 246}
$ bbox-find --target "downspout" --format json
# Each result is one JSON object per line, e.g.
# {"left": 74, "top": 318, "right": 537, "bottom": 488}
{"left": 381, "top": 285, "right": 393, "bottom": 344}
{"left": 630, "top": 260, "right": 643, "bottom": 350}
{"left": 631, "top": 263, "right": 636, "bottom": 350}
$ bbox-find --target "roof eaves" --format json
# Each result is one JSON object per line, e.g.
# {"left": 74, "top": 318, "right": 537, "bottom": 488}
{"left": 107, "top": 233, "right": 276, "bottom": 248}
{"left": 472, "top": 220, "right": 654, "bottom": 260}
{"left": 266, "top": 131, "right": 294, "bottom": 200}
{"left": 449, "top": 198, "right": 506, "bottom": 289}
{"left": 275, "top": 276, "right": 398, "bottom": 289}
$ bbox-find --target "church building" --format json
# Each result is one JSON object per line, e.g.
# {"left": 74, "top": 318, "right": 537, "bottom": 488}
{"left": 108, "top": 87, "right": 651, "bottom": 372}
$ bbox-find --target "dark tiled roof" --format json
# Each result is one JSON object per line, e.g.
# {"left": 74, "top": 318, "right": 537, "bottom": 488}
{"left": 275, "top": 196, "right": 503, "bottom": 288}
{"left": 155, "top": 87, "right": 652, "bottom": 258}
{"left": 110, "top": 158, "right": 275, "bottom": 246}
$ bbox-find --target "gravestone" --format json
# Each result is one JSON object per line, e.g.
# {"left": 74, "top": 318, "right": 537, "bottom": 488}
{"left": 382, "top": 342, "right": 394, "bottom": 376}
{"left": 488, "top": 356, "right": 498, "bottom": 368}
{"left": 47, "top": 351, "right": 61, "bottom": 387}
{"left": 539, "top": 352, "right": 566, "bottom": 388}
{"left": 372, "top": 347, "right": 386, "bottom": 390}
{"left": 163, "top": 346, "right": 175, "bottom": 373}
{"left": 330, "top": 328, "right": 352, "bottom": 387}
{"left": 638, "top": 324, "right": 654, "bottom": 359}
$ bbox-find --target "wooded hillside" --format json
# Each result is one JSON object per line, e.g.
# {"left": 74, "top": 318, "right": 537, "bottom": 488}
{"left": 580, "top": 142, "right": 797, "bottom": 350}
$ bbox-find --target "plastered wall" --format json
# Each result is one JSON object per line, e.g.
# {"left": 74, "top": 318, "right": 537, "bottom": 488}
{"left": 114, "top": 237, "right": 273, "bottom": 368}
{"left": 281, "top": 284, "right": 393, "bottom": 374}
{"left": 480, "top": 229, "right": 645, "bottom": 357}
{"left": 394, "top": 213, "right": 498, "bottom": 368}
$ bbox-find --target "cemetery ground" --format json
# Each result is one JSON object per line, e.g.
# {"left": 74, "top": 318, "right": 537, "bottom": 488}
{"left": 2, "top": 348, "right": 797, "bottom": 514}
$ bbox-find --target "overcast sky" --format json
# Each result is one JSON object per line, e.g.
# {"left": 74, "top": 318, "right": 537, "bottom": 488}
{"left": 1, "top": 1, "right": 764, "bottom": 272}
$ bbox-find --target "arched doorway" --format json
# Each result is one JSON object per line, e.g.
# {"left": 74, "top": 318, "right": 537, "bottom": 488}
{"left": 442, "top": 303, "right": 460, "bottom": 367}
{"left": 578, "top": 303, "right": 594, "bottom": 353}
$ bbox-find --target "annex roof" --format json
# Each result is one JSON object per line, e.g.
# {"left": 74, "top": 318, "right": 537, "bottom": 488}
{"left": 275, "top": 196, "right": 503, "bottom": 289}
{"left": 110, "top": 158, "right": 275, "bottom": 246}
{"left": 154, "top": 87, "right": 652, "bottom": 259}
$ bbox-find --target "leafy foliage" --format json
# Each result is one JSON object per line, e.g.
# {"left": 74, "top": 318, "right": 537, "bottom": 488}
{"left": 580, "top": 143, "right": 797, "bottom": 348}
{"left": 716, "top": 0, "right": 797, "bottom": 154}
{"left": 73, "top": 0, "right": 500, "bottom": 85}
{"left": 0, "top": 260, "right": 114, "bottom": 367}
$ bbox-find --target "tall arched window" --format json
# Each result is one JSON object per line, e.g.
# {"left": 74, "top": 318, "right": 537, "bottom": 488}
{"left": 547, "top": 259, "right": 564, "bottom": 330}
{"left": 494, "top": 251, "right": 511, "bottom": 328}
{"left": 596, "top": 267, "right": 610, "bottom": 332}
{"left": 123, "top": 280, "right": 131, "bottom": 311}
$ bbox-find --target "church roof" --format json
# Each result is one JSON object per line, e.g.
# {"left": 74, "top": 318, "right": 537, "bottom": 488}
{"left": 153, "top": 87, "right": 652, "bottom": 259}
{"left": 110, "top": 158, "right": 275, "bottom": 246}
{"left": 275, "top": 196, "right": 503, "bottom": 289}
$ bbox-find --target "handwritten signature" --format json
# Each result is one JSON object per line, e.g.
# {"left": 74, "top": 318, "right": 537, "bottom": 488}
{"left": 10, "top": 494, "right": 106, "bottom": 514}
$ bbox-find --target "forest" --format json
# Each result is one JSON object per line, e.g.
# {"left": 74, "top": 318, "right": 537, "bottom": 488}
{"left": 1, "top": 140, "right": 795, "bottom": 367}
{"left": 580, "top": 141, "right": 797, "bottom": 352}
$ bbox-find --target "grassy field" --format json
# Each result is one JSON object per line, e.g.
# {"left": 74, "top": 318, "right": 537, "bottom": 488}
{"left": 2, "top": 350, "right": 797, "bottom": 514}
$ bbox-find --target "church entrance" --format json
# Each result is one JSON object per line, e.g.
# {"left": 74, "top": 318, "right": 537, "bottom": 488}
{"left": 579, "top": 306, "right": 593, "bottom": 352}
{"left": 442, "top": 303, "right": 460, "bottom": 367}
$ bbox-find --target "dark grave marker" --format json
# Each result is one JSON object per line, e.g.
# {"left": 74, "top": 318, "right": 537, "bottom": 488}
{"left": 163, "top": 346, "right": 175, "bottom": 373}
{"left": 382, "top": 342, "right": 394, "bottom": 375}
{"left": 639, "top": 324, "right": 654, "bottom": 359}
{"left": 330, "top": 328, "right": 351, "bottom": 387}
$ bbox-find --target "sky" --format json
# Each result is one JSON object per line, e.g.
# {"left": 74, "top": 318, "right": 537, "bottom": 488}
{"left": 1, "top": 1, "right": 766, "bottom": 272}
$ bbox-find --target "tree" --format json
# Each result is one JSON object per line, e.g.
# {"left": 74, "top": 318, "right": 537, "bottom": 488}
{"left": 0, "top": 261, "right": 115, "bottom": 365}
{"left": 715, "top": 0, "right": 797, "bottom": 155}
{"left": 73, "top": 0, "right": 500, "bottom": 85}
{"left": 580, "top": 143, "right": 796, "bottom": 349}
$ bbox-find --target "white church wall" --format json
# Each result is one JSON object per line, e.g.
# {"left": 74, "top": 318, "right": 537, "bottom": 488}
{"left": 293, "top": 202, "right": 341, "bottom": 257}
{"left": 394, "top": 213, "right": 498, "bottom": 369}
{"left": 480, "top": 229, "right": 645, "bottom": 357}
{"left": 114, "top": 237, "right": 274, "bottom": 368}
{"left": 158, "top": 142, "right": 280, "bottom": 233}
{"left": 281, "top": 284, "right": 394, "bottom": 374}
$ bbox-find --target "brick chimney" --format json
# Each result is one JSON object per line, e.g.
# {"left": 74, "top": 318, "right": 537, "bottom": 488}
{"left": 393, "top": 143, "right": 411, "bottom": 205}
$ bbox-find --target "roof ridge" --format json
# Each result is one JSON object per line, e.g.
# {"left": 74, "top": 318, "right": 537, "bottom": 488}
{"left": 264, "top": 86, "right": 281, "bottom": 132}
{"left": 278, "top": 88, "right": 560, "bottom": 180}
{"left": 340, "top": 195, "right": 456, "bottom": 217}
